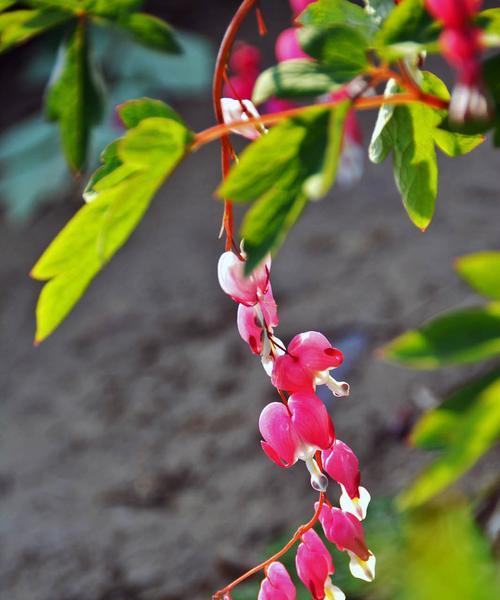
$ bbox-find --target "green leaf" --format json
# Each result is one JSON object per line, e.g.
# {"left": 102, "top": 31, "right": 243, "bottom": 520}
{"left": 455, "top": 251, "right": 500, "bottom": 300}
{"left": 397, "top": 377, "right": 500, "bottom": 509}
{"left": 31, "top": 112, "right": 193, "bottom": 342}
{"left": 381, "top": 303, "right": 500, "bottom": 368}
{"left": 45, "top": 20, "right": 104, "bottom": 171}
{"left": 298, "top": 25, "right": 369, "bottom": 81}
{"left": 110, "top": 12, "right": 180, "bottom": 53}
{"left": 0, "top": 1, "right": 17, "bottom": 12}
{"left": 477, "top": 8, "right": 500, "bottom": 45}
{"left": 433, "top": 128, "right": 484, "bottom": 156}
{"left": 299, "top": 0, "right": 377, "bottom": 41}
{"left": 0, "top": 8, "right": 70, "bottom": 52}
{"left": 370, "top": 72, "right": 481, "bottom": 229}
{"left": 375, "top": 0, "right": 440, "bottom": 59}
{"left": 411, "top": 370, "right": 500, "bottom": 450}
{"left": 27, "top": 0, "right": 143, "bottom": 16}
{"left": 117, "top": 97, "right": 185, "bottom": 128}
{"left": 252, "top": 59, "right": 343, "bottom": 105}
{"left": 218, "top": 106, "right": 348, "bottom": 271}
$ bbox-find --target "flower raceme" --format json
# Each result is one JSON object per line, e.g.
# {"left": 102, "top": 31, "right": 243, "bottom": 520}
{"left": 258, "top": 562, "right": 296, "bottom": 600}
{"left": 318, "top": 505, "right": 376, "bottom": 582}
{"left": 259, "top": 392, "right": 334, "bottom": 491}
{"left": 296, "top": 530, "right": 345, "bottom": 600}
{"left": 218, "top": 251, "right": 271, "bottom": 306}
{"left": 271, "top": 332, "right": 349, "bottom": 398}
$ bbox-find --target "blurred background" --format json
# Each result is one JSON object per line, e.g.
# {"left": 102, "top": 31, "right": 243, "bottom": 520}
{"left": 0, "top": 1, "right": 498, "bottom": 599}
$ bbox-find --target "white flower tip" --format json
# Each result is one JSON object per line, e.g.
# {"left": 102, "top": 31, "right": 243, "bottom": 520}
{"left": 340, "top": 485, "right": 371, "bottom": 520}
{"left": 325, "top": 581, "right": 346, "bottom": 600}
{"left": 326, "top": 376, "right": 350, "bottom": 397}
{"left": 449, "top": 84, "right": 492, "bottom": 124}
{"left": 348, "top": 551, "right": 376, "bottom": 582}
{"left": 220, "top": 98, "right": 265, "bottom": 140}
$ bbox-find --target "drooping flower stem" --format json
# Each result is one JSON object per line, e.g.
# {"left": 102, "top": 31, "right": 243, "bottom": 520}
{"left": 212, "top": 0, "right": 260, "bottom": 251}
{"left": 212, "top": 492, "right": 325, "bottom": 600}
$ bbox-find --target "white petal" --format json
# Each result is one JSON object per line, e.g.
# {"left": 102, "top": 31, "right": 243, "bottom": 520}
{"left": 325, "top": 375, "right": 350, "bottom": 397}
{"left": 348, "top": 550, "right": 376, "bottom": 582}
{"left": 220, "top": 98, "right": 265, "bottom": 140}
{"left": 325, "top": 581, "right": 346, "bottom": 600}
{"left": 340, "top": 485, "right": 371, "bottom": 520}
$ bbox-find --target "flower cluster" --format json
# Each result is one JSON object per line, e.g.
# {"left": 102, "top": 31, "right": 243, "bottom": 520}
{"left": 425, "top": 0, "right": 490, "bottom": 121}
{"left": 218, "top": 248, "right": 375, "bottom": 599}
{"left": 220, "top": 0, "right": 364, "bottom": 187}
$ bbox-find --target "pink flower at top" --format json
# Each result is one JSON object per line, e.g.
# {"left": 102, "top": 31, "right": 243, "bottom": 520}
{"left": 258, "top": 562, "right": 296, "bottom": 600}
{"left": 289, "top": 0, "right": 316, "bottom": 19}
{"left": 296, "top": 530, "right": 345, "bottom": 600}
{"left": 259, "top": 392, "right": 334, "bottom": 491}
{"left": 275, "top": 28, "right": 310, "bottom": 62}
{"left": 322, "top": 440, "right": 371, "bottom": 520}
{"left": 318, "top": 505, "right": 376, "bottom": 582}
{"left": 218, "top": 251, "right": 271, "bottom": 306}
{"left": 425, "top": 0, "right": 482, "bottom": 29}
{"left": 271, "top": 332, "right": 349, "bottom": 397}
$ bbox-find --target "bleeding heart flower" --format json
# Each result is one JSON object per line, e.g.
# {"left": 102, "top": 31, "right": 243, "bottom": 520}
{"left": 218, "top": 251, "right": 271, "bottom": 306}
{"left": 237, "top": 284, "right": 279, "bottom": 355}
{"left": 318, "top": 504, "right": 376, "bottom": 582}
{"left": 322, "top": 440, "right": 370, "bottom": 520}
{"left": 258, "top": 562, "right": 296, "bottom": 600}
{"left": 220, "top": 98, "right": 267, "bottom": 140}
{"left": 289, "top": 0, "right": 316, "bottom": 18}
{"left": 272, "top": 332, "right": 349, "bottom": 397}
{"left": 259, "top": 392, "right": 334, "bottom": 491}
{"left": 275, "top": 28, "right": 310, "bottom": 62}
{"left": 296, "top": 530, "right": 345, "bottom": 600}
{"left": 425, "top": 0, "right": 482, "bottom": 29}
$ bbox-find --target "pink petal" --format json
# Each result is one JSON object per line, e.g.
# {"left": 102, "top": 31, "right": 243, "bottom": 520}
{"left": 425, "top": 0, "right": 481, "bottom": 29}
{"left": 318, "top": 506, "right": 370, "bottom": 561}
{"left": 272, "top": 354, "right": 315, "bottom": 392}
{"left": 288, "top": 332, "right": 344, "bottom": 372}
{"left": 322, "top": 440, "right": 360, "bottom": 499}
{"left": 237, "top": 304, "right": 263, "bottom": 355}
{"left": 289, "top": 0, "right": 316, "bottom": 18}
{"left": 259, "top": 403, "right": 299, "bottom": 467}
{"left": 289, "top": 392, "right": 335, "bottom": 450}
{"left": 296, "top": 530, "right": 333, "bottom": 600}
{"left": 230, "top": 43, "right": 261, "bottom": 76}
{"left": 259, "top": 284, "right": 279, "bottom": 329}
{"left": 275, "top": 28, "right": 310, "bottom": 62}
{"left": 217, "top": 251, "right": 270, "bottom": 305}
{"left": 259, "top": 562, "right": 296, "bottom": 600}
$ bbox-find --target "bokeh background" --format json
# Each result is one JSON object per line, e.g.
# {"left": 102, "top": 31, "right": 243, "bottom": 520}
{"left": 0, "top": 1, "right": 499, "bottom": 599}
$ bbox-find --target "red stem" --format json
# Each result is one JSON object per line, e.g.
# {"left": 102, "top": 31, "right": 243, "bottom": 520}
{"left": 212, "top": 492, "right": 325, "bottom": 599}
{"left": 212, "top": 0, "right": 259, "bottom": 251}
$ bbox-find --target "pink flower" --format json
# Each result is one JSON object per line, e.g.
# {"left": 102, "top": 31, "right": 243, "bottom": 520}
{"left": 218, "top": 251, "right": 271, "bottom": 306}
{"left": 220, "top": 98, "right": 266, "bottom": 140}
{"left": 318, "top": 505, "right": 376, "bottom": 582}
{"left": 271, "top": 332, "right": 349, "bottom": 397}
{"left": 425, "top": 0, "right": 482, "bottom": 29}
{"left": 237, "top": 284, "right": 279, "bottom": 355}
{"left": 230, "top": 42, "right": 261, "bottom": 79}
{"left": 289, "top": 0, "right": 316, "bottom": 18}
{"left": 259, "top": 392, "right": 334, "bottom": 491}
{"left": 258, "top": 562, "right": 296, "bottom": 600}
{"left": 296, "top": 530, "right": 345, "bottom": 600}
{"left": 263, "top": 98, "right": 297, "bottom": 113}
{"left": 323, "top": 440, "right": 371, "bottom": 520}
{"left": 275, "top": 28, "right": 310, "bottom": 62}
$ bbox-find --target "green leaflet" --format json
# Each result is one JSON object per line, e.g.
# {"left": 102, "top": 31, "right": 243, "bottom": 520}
{"left": 375, "top": 0, "right": 441, "bottom": 59}
{"left": 298, "top": 25, "right": 369, "bottom": 81}
{"left": 31, "top": 100, "right": 193, "bottom": 342}
{"left": 299, "top": 0, "right": 377, "bottom": 41}
{"left": 397, "top": 377, "right": 500, "bottom": 509}
{"left": 0, "top": 7, "right": 71, "bottom": 53}
{"left": 455, "top": 251, "right": 500, "bottom": 300}
{"left": 369, "top": 72, "right": 483, "bottom": 229}
{"left": 411, "top": 370, "right": 500, "bottom": 450}
{"left": 252, "top": 60, "right": 344, "bottom": 105}
{"left": 218, "top": 105, "right": 349, "bottom": 273}
{"left": 26, "top": 1, "right": 143, "bottom": 17}
{"left": 380, "top": 303, "right": 500, "bottom": 368}
{"left": 102, "top": 12, "right": 180, "bottom": 53}
{"left": 45, "top": 20, "right": 104, "bottom": 171}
